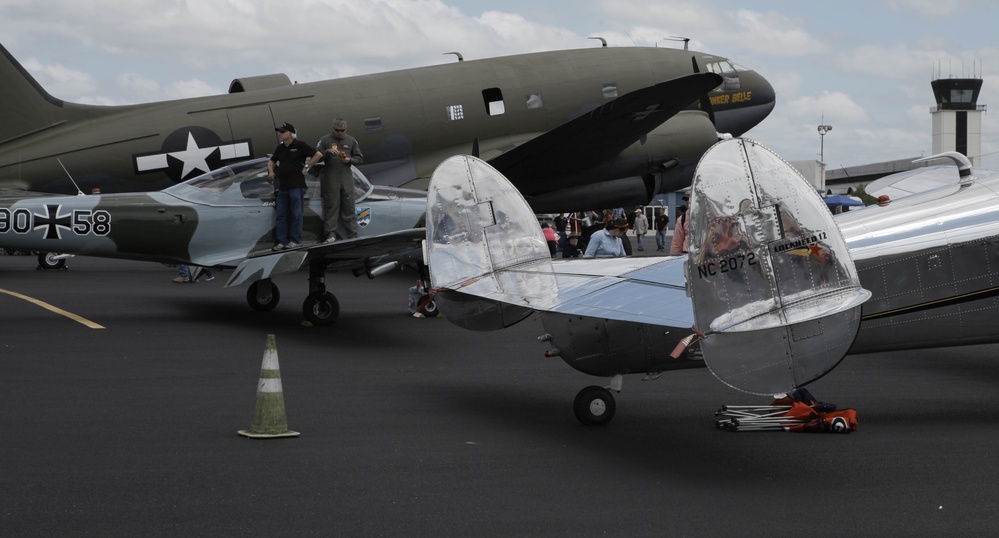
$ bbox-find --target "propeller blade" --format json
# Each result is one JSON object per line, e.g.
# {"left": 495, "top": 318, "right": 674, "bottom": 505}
{"left": 691, "top": 56, "right": 717, "bottom": 126}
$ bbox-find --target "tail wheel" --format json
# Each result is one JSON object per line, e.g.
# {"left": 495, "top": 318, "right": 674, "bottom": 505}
{"left": 37, "top": 252, "right": 66, "bottom": 270}
{"left": 573, "top": 385, "right": 616, "bottom": 426}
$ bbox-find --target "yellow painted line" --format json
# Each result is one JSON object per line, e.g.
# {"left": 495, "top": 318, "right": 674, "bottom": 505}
{"left": 0, "top": 288, "right": 105, "bottom": 329}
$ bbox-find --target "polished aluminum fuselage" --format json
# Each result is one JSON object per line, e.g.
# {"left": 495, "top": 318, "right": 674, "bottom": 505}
{"left": 840, "top": 166, "right": 999, "bottom": 353}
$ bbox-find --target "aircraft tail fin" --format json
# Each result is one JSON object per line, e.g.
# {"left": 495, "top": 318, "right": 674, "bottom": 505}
{"left": 687, "top": 138, "right": 870, "bottom": 395}
{"left": 424, "top": 155, "right": 555, "bottom": 330}
{"left": 0, "top": 43, "right": 68, "bottom": 143}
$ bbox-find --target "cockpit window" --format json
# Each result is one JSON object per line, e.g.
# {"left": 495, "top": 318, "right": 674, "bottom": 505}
{"left": 180, "top": 157, "right": 373, "bottom": 202}
{"left": 352, "top": 165, "right": 374, "bottom": 202}
{"left": 704, "top": 60, "right": 741, "bottom": 91}
{"left": 186, "top": 166, "right": 234, "bottom": 193}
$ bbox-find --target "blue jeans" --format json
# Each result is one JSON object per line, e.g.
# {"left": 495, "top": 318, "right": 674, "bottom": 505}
{"left": 275, "top": 187, "right": 305, "bottom": 244}
{"left": 656, "top": 230, "right": 668, "bottom": 251}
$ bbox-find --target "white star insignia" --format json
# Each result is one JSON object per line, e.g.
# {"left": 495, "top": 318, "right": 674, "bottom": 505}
{"left": 169, "top": 133, "right": 216, "bottom": 178}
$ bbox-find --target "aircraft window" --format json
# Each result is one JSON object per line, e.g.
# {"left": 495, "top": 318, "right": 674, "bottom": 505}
{"left": 447, "top": 104, "right": 464, "bottom": 121}
{"left": 352, "top": 166, "right": 374, "bottom": 201}
{"left": 230, "top": 158, "right": 273, "bottom": 199}
{"left": 483, "top": 87, "right": 505, "bottom": 116}
{"left": 705, "top": 61, "right": 741, "bottom": 91}
{"left": 364, "top": 116, "right": 383, "bottom": 132}
{"left": 526, "top": 93, "right": 543, "bottom": 109}
{"left": 186, "top": 167, "right": 234, "bottom": 193}
{"left": 240, "top": 174, "right": 275, "bottom": 200}
{"left": 602, "top": 83, "right": 618, "bottom": 99}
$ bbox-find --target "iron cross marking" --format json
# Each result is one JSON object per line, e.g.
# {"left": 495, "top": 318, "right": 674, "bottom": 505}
{"left": 34, "top": 204, "right": 73, "bottom": 240}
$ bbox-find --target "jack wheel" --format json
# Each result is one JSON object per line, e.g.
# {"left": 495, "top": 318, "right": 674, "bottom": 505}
{"left": 418, "top": 294, "right": 438, "bottom": 316}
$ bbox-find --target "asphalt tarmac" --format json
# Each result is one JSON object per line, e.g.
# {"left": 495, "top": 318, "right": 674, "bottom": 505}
{"left": 2, "top": 253, "right": 999, "bottom": 537}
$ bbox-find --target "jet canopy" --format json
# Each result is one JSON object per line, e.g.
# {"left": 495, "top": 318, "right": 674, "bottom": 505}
{"left": 169, "top": 157, "right": 375, "bottom": 203}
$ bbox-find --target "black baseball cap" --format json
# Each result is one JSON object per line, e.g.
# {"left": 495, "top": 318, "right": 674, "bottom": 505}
{"left": 275, "top": 122, "right": 296, "bottom": 134}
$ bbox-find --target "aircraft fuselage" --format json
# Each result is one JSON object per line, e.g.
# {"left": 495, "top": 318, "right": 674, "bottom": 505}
{"left": 0, "top": 46, "right": 775, "bottom": 205}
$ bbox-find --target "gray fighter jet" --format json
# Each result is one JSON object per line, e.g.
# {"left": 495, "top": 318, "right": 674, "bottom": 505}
{"left": 0, "top": 158, "right": 426, "bottom": 325}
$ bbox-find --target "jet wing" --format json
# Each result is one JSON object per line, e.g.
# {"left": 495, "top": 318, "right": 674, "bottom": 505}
{"left": 486, "top": 72, "right": 723, "bottom": 193}
{"left": 225, "top": 228, "right": 424, "bottom": 287}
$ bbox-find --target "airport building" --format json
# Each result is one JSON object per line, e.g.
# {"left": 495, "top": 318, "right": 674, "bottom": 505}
{"left": 824, "top": 73, "right": 986, "bottom": 195}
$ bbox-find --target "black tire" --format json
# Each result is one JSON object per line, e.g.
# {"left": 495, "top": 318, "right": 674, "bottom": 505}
{"left": 37, "top": 252, "right": 66, "bottom": 270}
{"left": 302, "top": 291, "right": 339, "bottom": 326}
{"left": 573, "top": 385, "right": 616, "bottom": 426}
{"left": 418, "top": 294, "right": 438, "bottom": 316}
{"left": 246, "top": 280, "right": 280, "bottom": 311}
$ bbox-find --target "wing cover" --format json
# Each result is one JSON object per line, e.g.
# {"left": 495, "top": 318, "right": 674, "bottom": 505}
{"left": 687, "top": 138, "right": 870, "bottom": 395}
{"left": 487, "top": 73, "right": 723, "bottom": 193}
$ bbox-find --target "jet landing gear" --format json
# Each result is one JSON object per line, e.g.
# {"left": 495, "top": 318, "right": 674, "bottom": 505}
{"left": 37, "top": 252, "right": 71, "bottom": 270}
{"left": 302, "top": 258, "right": 339, "bottom": 326}
{"left": 573, "top": 375, "right": 623, "bottom": 426}
{"left": 242, "top": 261, "right": 342, "bottom": 326}
{"left": 303, "top": 291, "right": 339, "bottom": 326}
{"left": 247, "top": 279, "right": 280, "bottom": 311}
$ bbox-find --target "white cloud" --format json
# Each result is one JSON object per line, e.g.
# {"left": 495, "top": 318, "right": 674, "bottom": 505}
{"left": 885, "top": 0, "right": 967, "bottom": 18}
{"left": 20, "top": 58, "right": 98, "bottom": 97}
{"left": 785, "top": 91, "right": 869, "bottom": 125}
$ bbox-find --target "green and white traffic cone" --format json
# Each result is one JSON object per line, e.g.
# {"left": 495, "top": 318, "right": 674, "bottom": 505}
{"left": 238, "top": 334, "right": 300, "bottom": 439}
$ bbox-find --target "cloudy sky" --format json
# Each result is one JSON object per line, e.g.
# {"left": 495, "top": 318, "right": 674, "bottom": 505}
{"left": 2, "top": 0, "right": 997, "bottom": 169}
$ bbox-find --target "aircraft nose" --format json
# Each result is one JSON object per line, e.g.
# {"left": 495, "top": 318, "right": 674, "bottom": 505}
{"left": 727, "top": 69, "right": 776, "bottom": 137}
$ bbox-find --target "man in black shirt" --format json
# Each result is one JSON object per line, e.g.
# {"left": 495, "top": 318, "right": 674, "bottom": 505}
{"left": 654, "top": 208, "right": 670, "bottom": 252}
{"left": 268, "top": 122, "right": 323, "bottom": 250}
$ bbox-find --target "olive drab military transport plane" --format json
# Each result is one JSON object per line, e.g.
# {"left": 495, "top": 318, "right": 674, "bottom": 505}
{"left": 0, "top": 157, "right": 428, "bottom": 325}
{"left": 424, "top": 141, "right": 999, "bottom": 425}
{"left": 0, "top": 42, "right": 775, "bottom": 213}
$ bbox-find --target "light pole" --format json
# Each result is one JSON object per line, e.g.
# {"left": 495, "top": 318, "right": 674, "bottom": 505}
{"left": 817, "top": 123, "right": 833, "bottom": 163}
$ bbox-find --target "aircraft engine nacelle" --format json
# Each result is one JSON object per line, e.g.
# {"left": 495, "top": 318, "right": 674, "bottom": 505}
{"left": 538, "top": 313, "right": 703, "bottom": 377}
{"left": 228, "top": 74, "right": 292, "bottom": 93}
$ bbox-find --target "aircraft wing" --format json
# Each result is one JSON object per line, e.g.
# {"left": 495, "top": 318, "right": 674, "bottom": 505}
{"left": 443, "top": 255, "right": 694, "bottom": 327}
{"left": 864, "top": 165, "right": 960, "bottom": 200}
{"left": 426, "top": 155, "right": 694, "bottom": 331}
{"left": 225, "top": 228, "right": 424, "bottom": 287}
{"left": 486, "top": 72, "right": 723, "bottom": 193}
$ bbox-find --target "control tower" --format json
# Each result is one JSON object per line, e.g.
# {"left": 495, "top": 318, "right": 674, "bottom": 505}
{"left": 931, "top": 77, "right": 985, "bottom": 165}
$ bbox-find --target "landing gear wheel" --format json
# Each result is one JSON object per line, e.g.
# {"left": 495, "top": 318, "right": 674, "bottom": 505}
{"left": 418, "top": 294, "right": 438, "bottom": 316}
{"left": 573, "top": 385, "right": 616, "bottom": 426}
{"left": 37, "top": 252, "right": 66, "bottom": 270}
{"left": 246, "top": 280, "right": 280, "bottom": 311}
{"left": 303, "top": 291, "right": 339, "bottom": 326}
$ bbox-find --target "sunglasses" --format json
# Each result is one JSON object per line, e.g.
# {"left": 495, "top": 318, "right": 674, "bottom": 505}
{"left": 334, "top": 128, "right": 346, "bottom": 132}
